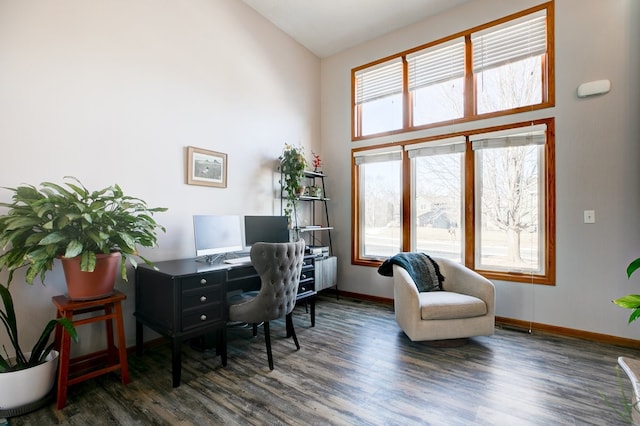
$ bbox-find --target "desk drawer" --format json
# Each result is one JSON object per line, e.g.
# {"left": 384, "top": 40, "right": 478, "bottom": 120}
{"left": 298, "top": 280, "right": 314, "bottom": 294}
{"left": 182, "top": 285, "right": 224, "bottom": 310}
{"left": 181, "top": 272, "right": 223, "bottom": 292}
{"left": 181, "top": 303, "right": 224, "bottom": 331}
{"left": 300, "top": 270, "right": 313, "bottom": 282}
{"left": 227, "top": 265, "right": 258, "bottom": 281}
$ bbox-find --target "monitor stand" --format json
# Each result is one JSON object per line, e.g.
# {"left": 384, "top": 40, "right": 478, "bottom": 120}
{"left": 195, "top": 254, "right": 224, "bottom": 265}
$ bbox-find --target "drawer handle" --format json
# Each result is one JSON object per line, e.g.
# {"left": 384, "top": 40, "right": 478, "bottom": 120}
{"left": 301, "top": 274, "right": 307, "bottom": 279}
{"left": 200, "top": 278, "right": 207, "bottom": 285}
{"left": 200, "top": 314, "right": 207, "bottom": 321}
{"left": 200, "top": 296, "right": 207, "bottom": 302}
{"left": 301, "top": 286, "right": 306, "bottom": 292}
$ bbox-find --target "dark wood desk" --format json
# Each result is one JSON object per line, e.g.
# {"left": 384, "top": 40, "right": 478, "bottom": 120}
{"left": 134, "top": 256, "right": 316, "bottom": 387}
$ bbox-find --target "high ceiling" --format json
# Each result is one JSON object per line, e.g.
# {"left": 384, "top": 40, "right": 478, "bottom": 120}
{"left": 240, "top": 0, "right": 473, "bottom": 58}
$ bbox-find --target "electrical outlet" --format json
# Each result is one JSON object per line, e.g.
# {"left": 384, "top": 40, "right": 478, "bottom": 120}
{"left": 584, "top": 210, "right": 595, "bottom": 224}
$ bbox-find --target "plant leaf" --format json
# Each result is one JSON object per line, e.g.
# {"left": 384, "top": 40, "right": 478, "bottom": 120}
{"left": 628, "top": 258, "right": 640, "bottom": 278}
{"left": 0, "top": 285, "right": 18, "bottom": 345}
{"left": 64, "top": 240, "right": 83, "bottom": 259}
{"left": 0, "top": 285, "right": 25, "bottom": 366}
{"left": 80, "top": 251, "right": 96, "bottom": 272}
{"left": 38, "top": 232, "right": 67, "bottom": 246}
{"left": 613, "top": 295, "right": 640, "bottom": 310}
{"left": 0, "top": 355, "right": 11, "bottom": 372}
{"left": 629, "top": 309, "right": 640, "bottom": 324}
{"left": 29, "top": 318, "right": 78, "bottom": 364}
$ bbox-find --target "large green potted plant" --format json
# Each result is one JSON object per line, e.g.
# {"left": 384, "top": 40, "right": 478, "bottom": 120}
{"left": 0, "top": 284, "right": 77, "bottom": 412}
{"left": 279, "top": 144, "right": 308, "bottom": 221}
{"left": 0, "top": 176, "right": 166, "bottom": 300}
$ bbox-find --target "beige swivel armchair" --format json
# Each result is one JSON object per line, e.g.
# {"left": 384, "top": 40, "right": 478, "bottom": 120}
{"left": 392, "top": 256, "right": 495, "bottom": 341}
{"left": 228, "top": 240, "right": 305, "bottom": 369}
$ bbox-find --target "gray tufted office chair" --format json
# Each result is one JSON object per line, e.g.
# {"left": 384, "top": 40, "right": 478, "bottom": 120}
{"left": 228, "top": 239, "right": 305, "bottom": 370}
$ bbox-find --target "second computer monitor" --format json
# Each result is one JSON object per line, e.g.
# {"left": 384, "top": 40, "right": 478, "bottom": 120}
{"left": 244, "top": 215, "right": 290, "bottom": 247}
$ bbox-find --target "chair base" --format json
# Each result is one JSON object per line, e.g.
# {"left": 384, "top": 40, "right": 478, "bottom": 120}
{"left": 263, "top": 313, "right": 300, "bottom": 370}
{"left": 419, "top": 338, "right": 469, "bottom": 348}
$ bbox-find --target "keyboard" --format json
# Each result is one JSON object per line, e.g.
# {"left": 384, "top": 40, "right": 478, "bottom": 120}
{"left": 223, "top": 256, "right": 252, "bottom": 265}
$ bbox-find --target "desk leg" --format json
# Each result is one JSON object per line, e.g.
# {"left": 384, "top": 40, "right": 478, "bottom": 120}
{"left": 220, "top": 327, "right": 227, "bottom": 367}
{"left": 310, "top": 297, "right": 315, "bottom": 327}
{"left": 136, "top": 321, "right": 143, "bottom": 356}
{"left": 172, "top": 339, "right": 182, "bottom": 388}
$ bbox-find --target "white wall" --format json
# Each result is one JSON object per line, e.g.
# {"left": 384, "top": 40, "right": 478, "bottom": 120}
{"left": 321, "top": 0, "right": 640, "bottom": 339}
{"left": 0, "top": 0, "right": 320, "bottom": 354}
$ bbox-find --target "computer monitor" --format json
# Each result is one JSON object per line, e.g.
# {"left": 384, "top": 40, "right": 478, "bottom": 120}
{"left": 244, "top": 215, "right": 290, "bottom": 247}
{"left": 193, "top": 215, "right": 243, "bottom": 263}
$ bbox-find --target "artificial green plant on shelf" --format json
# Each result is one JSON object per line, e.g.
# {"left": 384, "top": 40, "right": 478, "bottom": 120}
{"left": 279, "top": 144, "right": 308, "bottom": 222}
{"left": 613, "top": 258, "right": 640, "bottom": 323}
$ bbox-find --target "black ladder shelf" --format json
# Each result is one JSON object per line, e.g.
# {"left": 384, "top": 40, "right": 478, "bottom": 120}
{"left": 280, "top": 169, "right": 337, "bottom": 297}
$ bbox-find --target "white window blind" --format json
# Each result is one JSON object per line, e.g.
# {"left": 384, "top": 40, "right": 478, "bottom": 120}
{"left": 355, "top": 58, "right": 403, "bottom": 105}
{"left": 471, "top": 124, "right": 547, "bottom": 150}
{"left": 407, "top": 38, "right": 465, "bottom": 91}
{"left": 472, "top": 10, "right": 546, "bottom": 73}
{"left": 406, "top": 136, "right": 466, "bottom": 158}
{"left": 353, "top": 147, "right": 402, "bottom": 165}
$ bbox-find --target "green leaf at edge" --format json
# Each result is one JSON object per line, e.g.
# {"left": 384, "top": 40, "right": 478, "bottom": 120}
{"left": 628, "top": 258, "right": 640, "bottom": 278}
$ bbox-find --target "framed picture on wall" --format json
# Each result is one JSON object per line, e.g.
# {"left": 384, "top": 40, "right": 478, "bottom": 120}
{"left": 186, "top": 146, "right": 227, "bottom": 188}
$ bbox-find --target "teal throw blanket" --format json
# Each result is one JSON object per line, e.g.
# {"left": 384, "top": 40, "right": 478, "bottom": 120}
{"left": 377, "top": 252, "right": 444, "bottom": 292}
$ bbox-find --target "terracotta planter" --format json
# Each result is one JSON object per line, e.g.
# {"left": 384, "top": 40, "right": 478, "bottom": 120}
{"left": 0, "top": 350, "right": 58, "bottom": 411}
{"left": 60, "top": 252, "right": 121, "bottom": 300}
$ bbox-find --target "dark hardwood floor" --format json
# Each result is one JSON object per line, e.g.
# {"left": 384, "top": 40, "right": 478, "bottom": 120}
{"left": 10, "top": 295, "right": 640, "bottom": 425}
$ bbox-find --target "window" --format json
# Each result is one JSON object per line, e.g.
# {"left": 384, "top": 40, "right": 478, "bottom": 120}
{"left": 351, "top": 3, "right": 553, "bottom": 140}
{"left": 353, "top": 148, "right": 402, "bottom": 259}
{"left": 352, "top": 118, "right": 556, "bottom": 285}
{"left": 471, "top": 125, "right": 547, "bottom": 274}
{"left": 408, "top": 39, "right": 465, "bottom": 127}
{"left": 408, "top": 138, "right": 465, "bottom": 263}
{"left": 351, "top": 3, "right": 555, "bottom": 283}
{"left": 473, "top": 11, "right": 547, "bottom": 114}
{"left": 354, "top": 59, "right": 403, "bottom": 137}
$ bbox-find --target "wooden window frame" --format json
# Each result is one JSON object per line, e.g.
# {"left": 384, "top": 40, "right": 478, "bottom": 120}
{"left": 351, "top": 1, "right": 554, "bottom": 141}
{"left": 352, "top": 118, "right": 556, "bottom": 285}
